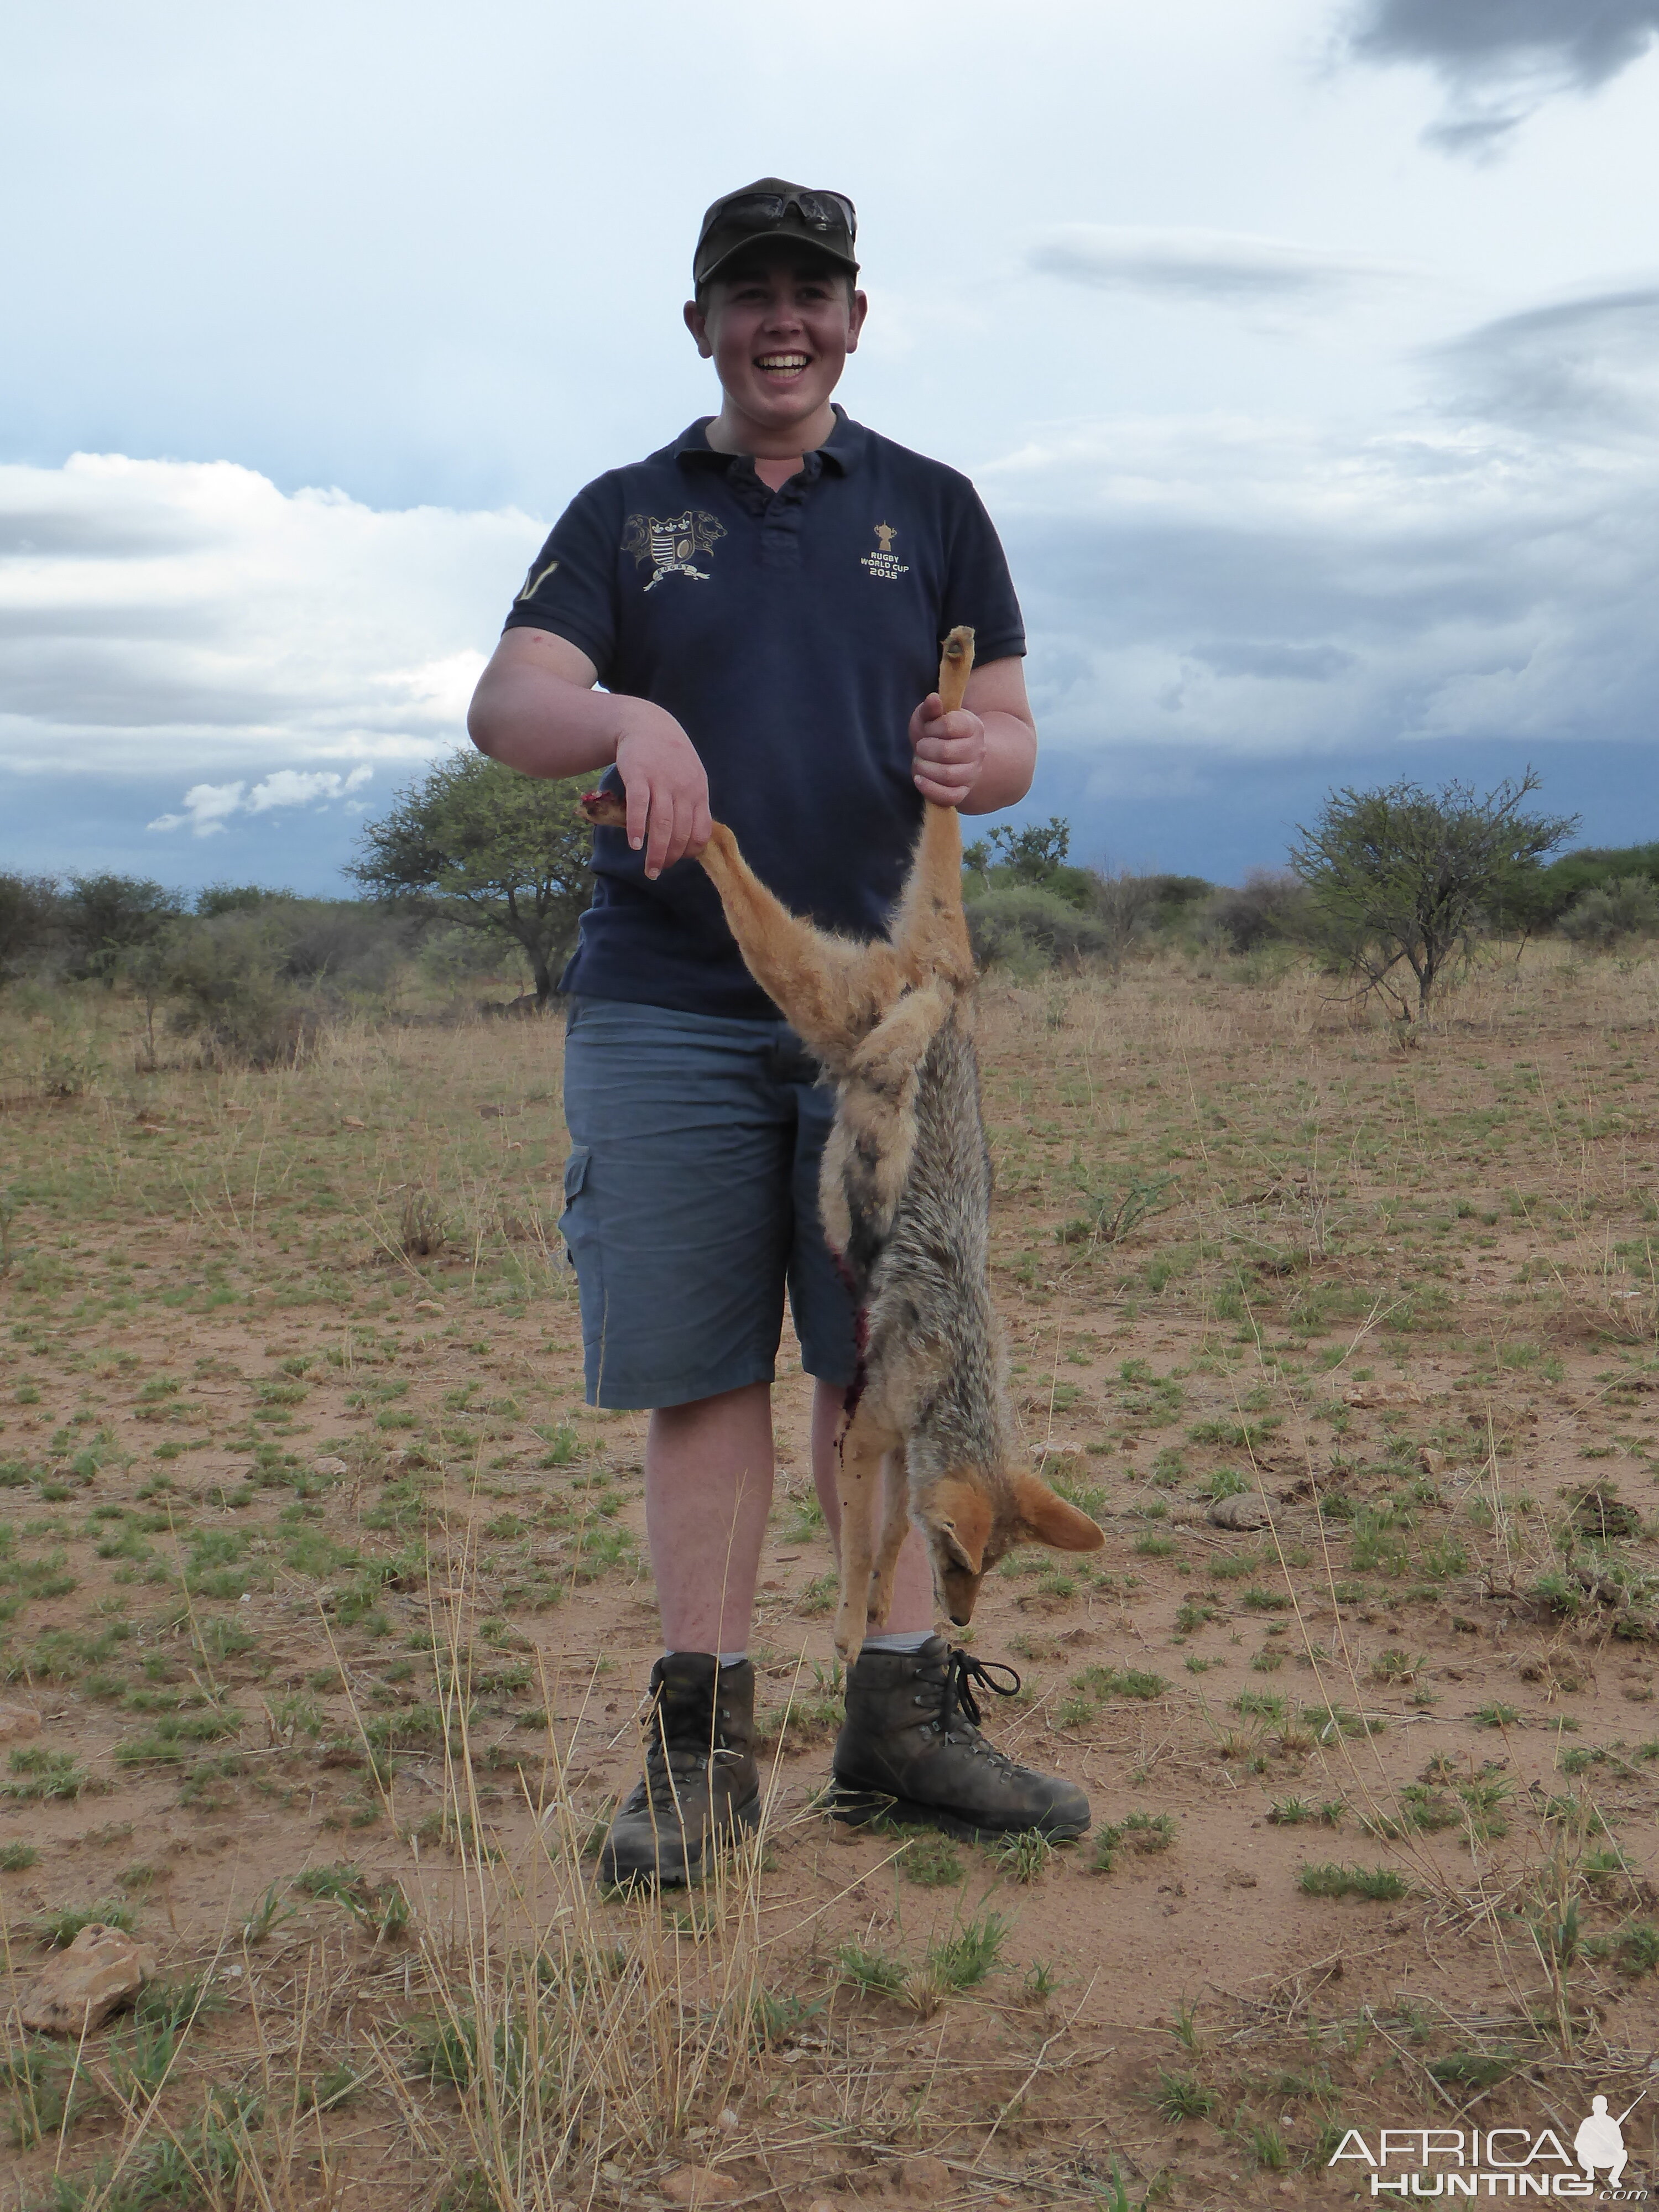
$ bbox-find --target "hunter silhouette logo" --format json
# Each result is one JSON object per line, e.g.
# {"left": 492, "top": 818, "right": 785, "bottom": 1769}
{"left": 861, "top": 519, "right": 909, "bottom": 582}
{"left": 1577, "top": 2095, "right": 1639, "bottom": 2190}
{"left": 623, "top": 509, "right": 726, "bottom": 591}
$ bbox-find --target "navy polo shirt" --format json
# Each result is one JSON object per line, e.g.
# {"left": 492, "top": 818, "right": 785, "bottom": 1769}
{"left": 502, "top": 408, "right": 1026, "bottom": 1020}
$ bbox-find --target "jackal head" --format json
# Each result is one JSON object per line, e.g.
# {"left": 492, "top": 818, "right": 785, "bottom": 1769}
{"left": 920, "top": 1470, "right": 1105, "bottom": 1627}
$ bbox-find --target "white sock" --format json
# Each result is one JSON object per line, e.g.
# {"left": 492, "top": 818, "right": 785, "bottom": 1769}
{"left": 860, "top": 1629, "right": 933, "bottom": 1655}
{"left": 718, "top": 1652, "right": 748, "bottom": 1668}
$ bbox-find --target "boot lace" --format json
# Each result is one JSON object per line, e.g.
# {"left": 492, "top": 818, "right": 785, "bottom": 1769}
{"left": 635, "top": 1684, "right": 739, "bottom": 1806}
{"left": 921, "top": 1646, "right": 1027, "bottom": 1772}
{"left": 940, "top": 1646, "right": 1021, "bottom": 1731}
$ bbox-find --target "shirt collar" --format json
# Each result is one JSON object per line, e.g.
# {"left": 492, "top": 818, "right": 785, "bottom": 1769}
{"left": 672, "top": 404, "right": 864, "bottom": 477}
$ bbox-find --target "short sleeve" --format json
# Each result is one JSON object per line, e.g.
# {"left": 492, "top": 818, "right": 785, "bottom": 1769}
{"left": 500, "top": 478, "right": 620, "bottom": 679}
{"left": 944, "top": 483, "right": 1026, "bottom": 665}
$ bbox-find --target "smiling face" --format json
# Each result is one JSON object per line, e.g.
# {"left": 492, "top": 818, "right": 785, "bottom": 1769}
{"left": 684, "top": 246, "right": 867, "bottom": 455}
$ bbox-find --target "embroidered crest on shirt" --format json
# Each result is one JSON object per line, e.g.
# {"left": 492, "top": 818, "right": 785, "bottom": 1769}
{"left": 861, "top": 521, "right": 909, "bottom": 581}
{"left": 623, "top": 510, "right": 727, "bottom": 591}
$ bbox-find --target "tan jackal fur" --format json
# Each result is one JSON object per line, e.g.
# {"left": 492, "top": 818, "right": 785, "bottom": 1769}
{"left": 582, "top": 628, "right": 1103, "bottom": 1658}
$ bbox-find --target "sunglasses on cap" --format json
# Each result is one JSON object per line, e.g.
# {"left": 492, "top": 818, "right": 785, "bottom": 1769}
{"left": 717, "top": 187, "right": 857, "bottom": 241}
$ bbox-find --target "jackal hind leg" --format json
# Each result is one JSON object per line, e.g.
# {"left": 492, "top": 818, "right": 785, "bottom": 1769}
{"left": 889, "top": 802, "right": 974, "bottom": 992}
{"left": 864, "top": 1446, "right": 916, "bottom": 1635}
{"left": 816, "top": 984, "right": 951, "bottom": 1264}
{"left": 832, "top": 1407, "right": 898, "bottom": 1665}
{"left": 696, "top": 824, "right": 905, "bottom": 1065}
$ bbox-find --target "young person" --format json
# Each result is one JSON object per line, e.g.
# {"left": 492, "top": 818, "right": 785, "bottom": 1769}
{"left": 468, "top": 180, "right": 1091, "bottom": 1883}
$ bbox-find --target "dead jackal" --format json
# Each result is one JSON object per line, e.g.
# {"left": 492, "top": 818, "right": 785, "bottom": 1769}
{"left": 583, "top": 627, "right": 1103, "bottom": 1658}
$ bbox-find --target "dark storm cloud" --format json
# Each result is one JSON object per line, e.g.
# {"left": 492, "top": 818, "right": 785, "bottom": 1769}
{"left": 1029, "top": 226, "right": 1390, "bottom": 305}
{"left": 1190, "top": 639, "right": 1359, "bottom": 682}
{"left": 0, "top": 637, "right": 301, "bottom": 730}
{"left": 0, "top": 602, "right": 217, "bottom": 640}
{"left": 1350, "top": 0, "right": 1659, "bottom": 87}
{"left": 1347, "top": 0, "right": 1659, "bottom": 150}
{"left": 983, "top": 352, "right": 1659, "bottom": 771}
{"left": 1434, "top": 288, "right": 1659, "bottom": 431}
{"left": 0, "top": 507, "right": 213, "bottom": 559}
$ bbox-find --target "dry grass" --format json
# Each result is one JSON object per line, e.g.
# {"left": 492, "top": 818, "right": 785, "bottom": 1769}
{"left": 3, "top": 940, "right": 1659, "bottom": 2207}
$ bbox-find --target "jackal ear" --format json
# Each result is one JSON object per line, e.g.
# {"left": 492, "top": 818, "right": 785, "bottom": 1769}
{"left": 1012, "top": 1471, "right": 1106, "bottom": 1554}
{"left": 928, "top": 1480, "right": 993, "bottom": 1575}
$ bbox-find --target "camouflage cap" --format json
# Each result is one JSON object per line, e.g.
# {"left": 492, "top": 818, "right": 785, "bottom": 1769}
{"left": 693, "top": 178, "right": 859, "bottom": 289}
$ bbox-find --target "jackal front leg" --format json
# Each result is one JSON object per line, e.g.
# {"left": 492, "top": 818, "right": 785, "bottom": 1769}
{"left": 578, "top": 797, "right": 904, "bottom": 1066}
{"left": 696, "top": 825, "right": 907, "bottom": 1065}
{"left": 832, "top": 1406, "right": 898, "bottom": 1665}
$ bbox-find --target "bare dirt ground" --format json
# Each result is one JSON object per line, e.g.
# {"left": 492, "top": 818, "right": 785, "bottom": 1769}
{"left": 3, "top": 946, "right": 1658, "bottom": 2212}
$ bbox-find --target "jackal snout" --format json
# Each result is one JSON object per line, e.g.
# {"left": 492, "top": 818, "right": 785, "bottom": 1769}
{"left": 917, "top": 1469, "right": 1105, "bottom": 1627}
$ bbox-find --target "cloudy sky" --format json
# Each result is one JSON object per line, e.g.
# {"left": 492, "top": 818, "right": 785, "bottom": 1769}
{"left": 4, "top": 0, "right": 1659, "bottom": 890}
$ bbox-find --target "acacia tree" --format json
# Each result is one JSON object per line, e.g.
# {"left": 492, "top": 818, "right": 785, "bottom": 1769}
{"left": 1289, "top": 770, "right": 1578, "bottom": 1016}
{"left": 349, "top": 754, "right": 593, "bottom": 1005}
{"left": 0, "top": 874, "right": 58, "bottom": 984}
{"left": 60, "top": 875, "right": 186, "bottom": 985}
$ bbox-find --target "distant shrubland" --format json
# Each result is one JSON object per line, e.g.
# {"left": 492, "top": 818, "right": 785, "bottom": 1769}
{"left": 3, "top": 768, "right": 1655, "bottom": 1067}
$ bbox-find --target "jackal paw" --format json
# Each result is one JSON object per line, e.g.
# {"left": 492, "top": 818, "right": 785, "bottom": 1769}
{"left": 831, "top": 1598, "right": 863, "bottom": 1665}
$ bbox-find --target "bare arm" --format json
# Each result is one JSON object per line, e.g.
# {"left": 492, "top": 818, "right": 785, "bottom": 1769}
{"left": 467, "top": 626, "right": 711, "bottom": 878}
{"left": 906, "top": 656, "right": 1037, "bottom": 815}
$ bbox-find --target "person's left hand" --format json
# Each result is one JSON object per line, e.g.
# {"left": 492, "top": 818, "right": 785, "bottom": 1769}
{"left": 907, "top": 691, "right": 985, "bottom": 808}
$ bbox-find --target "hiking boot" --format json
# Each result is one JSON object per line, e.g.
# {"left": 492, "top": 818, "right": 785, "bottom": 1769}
{"left": 597, "top": 1653, "right": 760, "bottom": 1887}
{"left": 830, "top": 1636, "right": 1089, "bottom": 1841}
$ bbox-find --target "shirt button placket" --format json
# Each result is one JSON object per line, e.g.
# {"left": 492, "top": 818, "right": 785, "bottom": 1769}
{"left": 762, "top": 486, "right": 804, "bottom": 572}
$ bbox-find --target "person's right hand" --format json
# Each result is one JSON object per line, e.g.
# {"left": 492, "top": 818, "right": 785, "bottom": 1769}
{"left": 614, "top": 715, "right": 712, "bottom": 879}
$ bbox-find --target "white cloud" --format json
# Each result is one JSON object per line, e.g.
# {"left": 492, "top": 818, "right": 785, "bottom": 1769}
{"left": 147, "top": 764, "right": 374, "bottom": 837}
{"left": 0, "top": 454, "right": 541, "bottom": 785}
{"left": 1028, "top": 225, "right": 1411, "bottom": 306}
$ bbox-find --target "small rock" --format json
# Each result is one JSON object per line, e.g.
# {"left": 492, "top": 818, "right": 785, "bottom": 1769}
{"left": 900, "top": 2154, "right": 952, "bottom": 2197}
{"left": 312, "top": 1456, "right": 350, "bottom": 1479}
{"left": 716, "top": 2108, "right": 740, "bottom": 2133}
{"left": 805, "top": 2200, "right": 841, "bottom": 2212}
{"left": 340, "top": 1117, "right": 366, "bottom": 1130}
{"left": 1343, "top": 1381, "right": 1420, "bottom": 1410}
{"left": 413, "top": 1300, "right": 444, "bottom": 1315}
{"left": 1418, "top": 1448, "right": 1446, "bottom": 1477}
{"left": 1207, "top": 1493, "right": 1270, "bottom": 1531}
{"left": 20, "top": 1925, "right": 154, "bottom": 2035}
{"left": 661, "top": 2167, "right": 739, "bottom": 2206}
{"left": 0, "top": 1704, "right": 43, "bottom": 1746}
{"left": 1571, "top": 1487, "right": 1642, "bottom": 1541}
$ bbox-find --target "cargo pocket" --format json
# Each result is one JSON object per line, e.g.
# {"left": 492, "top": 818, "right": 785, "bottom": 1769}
{"left": 559, "top": 1145, "right": 593, "bottom": 1267}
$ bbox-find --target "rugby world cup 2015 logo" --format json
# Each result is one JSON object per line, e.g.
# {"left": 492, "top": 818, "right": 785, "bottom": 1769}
{"left": 1331, "top": 2091, "right": 1651, "bottom": 2199}
{"left": 623, "top": 509, "right": 726, "bottom": 591}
